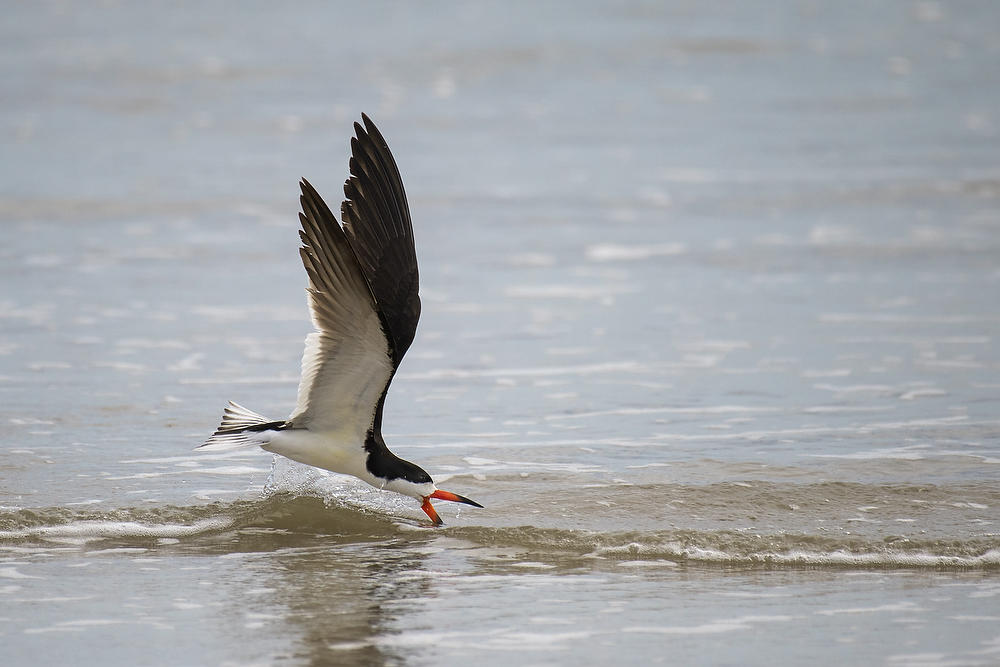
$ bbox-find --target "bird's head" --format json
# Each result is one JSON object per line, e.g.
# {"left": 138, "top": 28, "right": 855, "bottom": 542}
{"left": 383, "top": 460, "right": 483, "bottom": 525}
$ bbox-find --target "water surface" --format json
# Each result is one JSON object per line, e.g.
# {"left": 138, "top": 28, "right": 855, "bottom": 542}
{"left": 2, "top": 1, "right": 999, "bottom": 665}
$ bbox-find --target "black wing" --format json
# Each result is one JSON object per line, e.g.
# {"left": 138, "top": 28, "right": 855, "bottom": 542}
{"left": 340, "top": 114, "right": 421, "bottom": 367}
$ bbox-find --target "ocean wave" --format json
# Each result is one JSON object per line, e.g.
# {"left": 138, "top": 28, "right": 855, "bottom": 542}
{"left": 1, "top": 496, "right": 997, "bottom": 570}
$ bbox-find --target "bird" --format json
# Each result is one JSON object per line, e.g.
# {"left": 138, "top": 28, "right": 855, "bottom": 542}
{"left": 198, "top": 114, "right": 482, "bottom": 526}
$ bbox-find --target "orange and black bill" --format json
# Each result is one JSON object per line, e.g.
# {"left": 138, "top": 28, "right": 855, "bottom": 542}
{"left": 421, "top": 489, "right": 484, "bottom": 525}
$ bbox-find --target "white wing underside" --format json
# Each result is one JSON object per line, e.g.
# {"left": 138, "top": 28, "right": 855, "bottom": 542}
{"left": 286, "top": 181, "right": 395, "bottom": 439}
{"left": 289, "top": 324, "right": 392, "bottom": 436}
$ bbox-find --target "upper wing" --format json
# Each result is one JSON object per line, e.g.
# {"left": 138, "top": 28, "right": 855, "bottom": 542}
{"left": 286, "top": 179, "right": 395, "bottom": 434}
{"left": 340, "top": 114, "right": 421, "bottom": 366}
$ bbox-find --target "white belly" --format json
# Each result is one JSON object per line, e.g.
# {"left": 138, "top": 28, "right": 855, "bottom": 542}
{"left": 262, "top": 428, "right": 376, "bottom": 486}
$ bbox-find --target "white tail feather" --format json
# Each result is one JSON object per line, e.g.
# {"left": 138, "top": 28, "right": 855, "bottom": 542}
{"left": 198, "top": 401, "right": 277, "bottom": 451}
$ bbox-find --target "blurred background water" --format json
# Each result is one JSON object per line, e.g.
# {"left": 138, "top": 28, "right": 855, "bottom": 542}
{"left": 2, "top": 1, "right": 999, "bottom": 665}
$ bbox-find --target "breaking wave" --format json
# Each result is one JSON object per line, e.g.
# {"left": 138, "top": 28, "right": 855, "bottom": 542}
{"left": 2, "top": 495, "right": 997, "bottom": 570}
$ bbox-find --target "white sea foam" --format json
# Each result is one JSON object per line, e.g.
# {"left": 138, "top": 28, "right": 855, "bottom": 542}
{"left": 818, "top": 601, "right": 923, "bottom": 615}
{"left": 399, "top": 361, "right": 642, "bottom": 381}
{"left": 813, "top": 383, "right": 895, "bottom": 394}
{"left": 546, "top": 405, "right": 779, "bottom": 421}
{"left": 821, "top": 313, "right": 1000, "bottom": 324}
{"left": 180, "top": 375, "right": 300, "bottom": 385}
{"left": 839, "top": 335, "right": 991, "bottom": 345}
{"left": 801, "top": 405, "right": 893, "bottom": 414}
{"left": 0, "top": 518, "right": 233, "bottom": 542}
{"left": 380, "top": 628, "right": 592, "bottom": 650}
{"left": 120, "top": 451, "right": 265, "bottom": 465}
{"left": 654, "top": 416, "right": 992, "bottom": 444}
{"left": 504, "top": 284, "right": 634, "bottom": 300}
{"left": 616, "top": 560, "right": 678, "bottom": 568}
{"left": 585, "top": 243, "right": 686, "bottom": 262}
{"left": 0, "top": 567, "right": 41, "bottom": 580}
{"left": 624, "top": 614, "right": 795, "bottom": 635}
{"left": 811, "top": 445, "right": 930, "bottom": 460}
{"left": 114, "top": 338, "right": 189, "bottom": 350}
{"left": 168, "top": 353, "right": 205, "bottom": 371}
{"left": 188, "top": 466, "right": 270, "bottom": 476}
{"left": 590, "top": 543, "right": 1000, "bottom": 569}
{"left": 507, "top": 252, "right": 556, "bottom": 267}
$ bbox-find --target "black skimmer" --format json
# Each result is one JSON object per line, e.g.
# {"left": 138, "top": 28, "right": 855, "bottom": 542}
{"left": 199, "top": 114, "right": 482, "bottom": 525}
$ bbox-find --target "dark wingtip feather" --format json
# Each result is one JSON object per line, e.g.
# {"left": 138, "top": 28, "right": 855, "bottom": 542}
{"left": 299, "top": 177, "right": 319, "bottom": 201}
{"left": 336, "top": 114, "right": 421, "bottom": 366}
{"left": 360, "top": 114, "right": 388, "bottom": 148}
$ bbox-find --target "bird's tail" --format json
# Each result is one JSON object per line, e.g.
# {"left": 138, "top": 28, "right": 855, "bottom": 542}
{"left": 198, "top": 401, "right": 285, "bottom": 451}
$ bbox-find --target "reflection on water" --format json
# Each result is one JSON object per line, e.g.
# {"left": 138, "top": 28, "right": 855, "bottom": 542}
{"left": 263, "top": 542, "right": 427, "bottom": 665}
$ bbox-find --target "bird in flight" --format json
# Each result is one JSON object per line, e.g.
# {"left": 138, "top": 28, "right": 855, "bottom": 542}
{"left": 199, "top": 114, "right": 482, "bottom": 525}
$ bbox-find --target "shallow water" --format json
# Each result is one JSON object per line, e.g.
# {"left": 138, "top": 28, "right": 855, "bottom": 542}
{"left": 3, "top": 0, "right": 1000, "bottom": 665}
